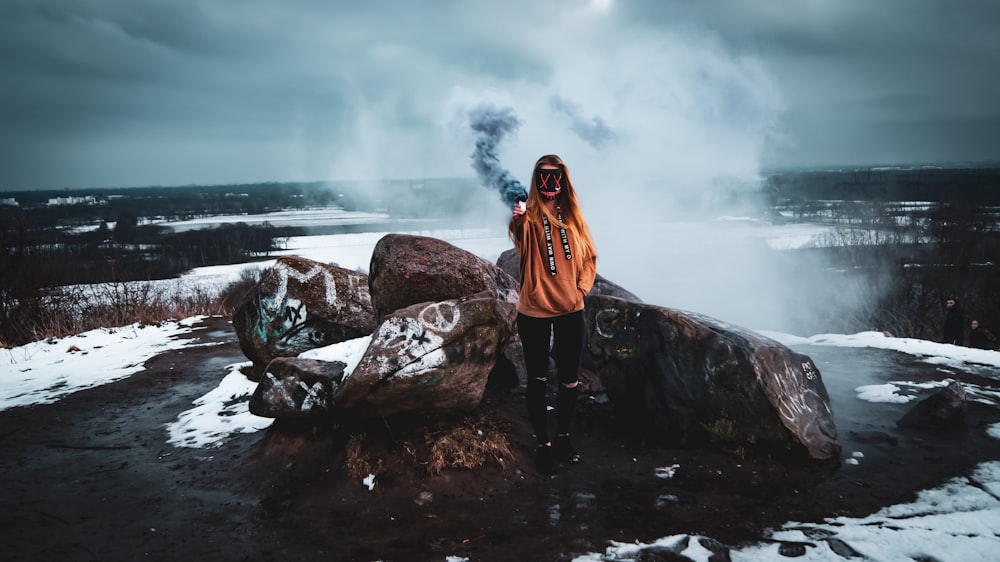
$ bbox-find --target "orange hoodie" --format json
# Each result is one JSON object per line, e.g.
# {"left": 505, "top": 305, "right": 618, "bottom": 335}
{"left": 511, "top": 214, "right": 597, "bottom": 318}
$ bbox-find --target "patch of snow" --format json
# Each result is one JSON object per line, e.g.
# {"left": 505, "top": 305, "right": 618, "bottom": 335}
{"left": 298, "top": 335, "right": 372, "bottom": 378}
{"left": 1, "top": 318, "right": 209, "bottom": 411}
{"left": 164, "top": 362, "right": 272, "bottom": 448}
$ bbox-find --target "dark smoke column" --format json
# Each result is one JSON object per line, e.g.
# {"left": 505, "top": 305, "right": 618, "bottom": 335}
{"left": 467, "top": 104, "right": 528, "bottom": 207}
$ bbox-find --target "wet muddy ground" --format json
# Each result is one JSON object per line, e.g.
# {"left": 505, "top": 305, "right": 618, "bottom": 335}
{"left": 3, "top": 316, "right": 999, "bottom": 561}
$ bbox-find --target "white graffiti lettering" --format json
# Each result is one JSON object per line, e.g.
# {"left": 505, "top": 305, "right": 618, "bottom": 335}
{"left": 262, "top": 372, "right": 299, "bottom": 409}
{"left": 395, "top": 348, "right": 447, "bottom": 378}
{"left": 371, "top": 317, "right": 445, "bottom": 365}
{"left": 299, "top": 381, "right": 326, "bottom": 411}
{"left": 365, "top": 301, "right": 462, "bottom": 378}
{"left": 594, "top": 308, "right": 619, "bottom": 338}
{"left": 281, "top": 298, "right": 307, "bottom": 332}
{"left": 753, "top": 356, "right": 833, "bottom": 447}
{"left": 271, "top": 261, "right": 338, "bottom": 307}
{"left": 801, "top": 361, "right": 817, "bottom": 380}
{"left": 418, "top": 302, "right": 460, "bottom": 332}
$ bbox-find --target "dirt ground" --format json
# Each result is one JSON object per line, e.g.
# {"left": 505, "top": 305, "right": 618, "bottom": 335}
{"left": 3, "top": 316, "right": 999, "bottom": 561}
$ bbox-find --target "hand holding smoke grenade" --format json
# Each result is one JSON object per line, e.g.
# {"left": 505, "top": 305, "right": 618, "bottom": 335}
{"left": 513, "top": 200, "right": 526, "bottom": 217}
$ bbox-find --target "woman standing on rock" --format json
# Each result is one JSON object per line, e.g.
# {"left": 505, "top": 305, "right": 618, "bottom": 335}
{"left": 509, "top": 154, "right": 598, "bottom": 475}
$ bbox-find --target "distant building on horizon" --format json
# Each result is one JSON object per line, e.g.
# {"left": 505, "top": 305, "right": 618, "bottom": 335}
{"left": 46, "top": 195, "right": 98, "bottom": 206}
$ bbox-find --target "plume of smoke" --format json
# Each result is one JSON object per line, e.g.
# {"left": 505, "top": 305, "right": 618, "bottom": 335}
{"left": 443, "top": 21, "right": 818, "bottom": 333}
{"left": 548, "top": 95, "right": 617, "bottom": 149}
{"left": 466, "top": 103, "right": 529, "bottom": 207}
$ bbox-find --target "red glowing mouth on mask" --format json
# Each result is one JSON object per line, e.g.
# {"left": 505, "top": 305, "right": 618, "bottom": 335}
{"left": 536, "top": 170, "right": 563, "bottom": 199}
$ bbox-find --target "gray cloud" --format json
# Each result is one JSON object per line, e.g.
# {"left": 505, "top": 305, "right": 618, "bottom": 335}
{"left": 1, "top": 0, "right": 998, "bottom": 189}
{"left": 614, "top": 0, "right": 1000, "bottom": 168}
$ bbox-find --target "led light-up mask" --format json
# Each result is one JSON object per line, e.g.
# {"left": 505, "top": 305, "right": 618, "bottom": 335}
{"left": 536, "top": 169, "right": 563, "bottom": 199}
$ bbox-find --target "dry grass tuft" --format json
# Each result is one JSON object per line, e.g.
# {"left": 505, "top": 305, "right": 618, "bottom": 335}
{"left": 425, "top": 417, "right": 514, "bottom": 475}
{"left": 345, "top": 433, "right": 381, "bottom": 482}
{"left": 216, "top": 267, "right": 263, "bottom": 312}
{"left": 339, "top": 414, "right": 515, "bottom": 481}
{"left": 1, "top": 270, "right": 260, "bottom": 347}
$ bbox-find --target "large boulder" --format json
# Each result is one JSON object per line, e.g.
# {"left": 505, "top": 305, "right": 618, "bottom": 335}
{"left": 368, "top": 234, "right": 518, "bottom": 322}
{"left": 233, "top": 256, "right": 376, "bottom": 367}
{"left": 584, "top": 295, "right": 841, "bottom": 460}
{"left": 334, "top": 292, "right": 517, "bottom": 418}
{"left": 249, "top": 357, "right": 347, "bottom": 418}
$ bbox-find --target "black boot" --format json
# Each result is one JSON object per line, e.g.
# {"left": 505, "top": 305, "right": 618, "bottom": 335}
{"left": 554, "top": 434, "right": 581, "bottom": 464}
{"left": 535, "top": 443, "right": 559, "bottom": 476}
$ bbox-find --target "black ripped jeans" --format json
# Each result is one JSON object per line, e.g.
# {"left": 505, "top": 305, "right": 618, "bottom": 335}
{"left": 516, "top": 310, "right": 585, "bottom": 446}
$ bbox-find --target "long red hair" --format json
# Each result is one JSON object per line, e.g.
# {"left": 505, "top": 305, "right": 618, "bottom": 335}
{"left": 509, "top": 154, "right": 597, "bottom": 261}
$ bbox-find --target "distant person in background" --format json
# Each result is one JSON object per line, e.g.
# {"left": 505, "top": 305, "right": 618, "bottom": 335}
{"left": 967, "top": 319, "right": 997, "bottom": 350}
{"left": 509, "top": 154, "right": 597, "bottom": 476}
{"left": 942, "top": 297, "right": 964, "bottom": 345}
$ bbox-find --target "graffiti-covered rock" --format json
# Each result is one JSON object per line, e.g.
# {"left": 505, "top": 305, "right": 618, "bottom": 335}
{"left": 233, "top": 256, "right": 376, "bottom": 368}
{"left": 368, "top": 234, "right": 518, "bottom": 322}
{"left": 249, "top": 357, "right": 347, "bottom": 418}
{"left": 584, "top": 295, "right": 841, "bottom": 460}
{"left": 335, "top": 291, "right": 517, "bottom": 418}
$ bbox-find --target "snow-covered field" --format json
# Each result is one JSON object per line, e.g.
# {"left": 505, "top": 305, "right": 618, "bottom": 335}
{"left": 152, "top": 207, "right": 392, "bottom": 231}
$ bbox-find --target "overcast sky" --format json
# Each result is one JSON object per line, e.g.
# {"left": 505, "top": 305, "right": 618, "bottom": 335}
{"left": 2, "top": 0, "right": 998, "bottom": 191}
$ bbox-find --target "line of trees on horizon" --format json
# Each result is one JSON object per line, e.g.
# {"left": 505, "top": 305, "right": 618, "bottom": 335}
{"left": 778, "top": 199, "right": 1000, "bottom": 344}
{"left": 765, "top": 166, "right": 1000, "bottom": 205}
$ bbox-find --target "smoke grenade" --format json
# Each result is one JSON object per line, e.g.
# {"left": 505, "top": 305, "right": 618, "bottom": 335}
{"left": 467, "top": 103, "right": 528, "bottom": 207}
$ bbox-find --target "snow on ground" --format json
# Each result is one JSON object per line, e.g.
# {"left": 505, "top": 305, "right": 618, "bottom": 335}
{"left": 164, "top": 361, "right": 272, "bottom": 448}
{"left": 151, "top": 207, "right": 391, "bottom": 232}
{"left": 726, "top": 461, "right": 1000, "bottom": 562}
{"left": 5, "top": 315, "right": 1000, "bottom": 560}
{"left": 298, "top": 336, "right": 372, "bottom": 374}
{"left": 164, "top": 336, "right": 374, "bottom": 449}
{"left": 763, "top": 330, "right": 1000, "bottom": 408}
{"left": 575, "top": 461, "right": 1000, "bottom": 561}
{"left": 764, "top": 330, "right": 1000, "bottom": 375}
{"left": 713, "top": 216, "right": 836, "bottom": 250}
{"left": 272, "top": 228, "right": 511, "bottom": 271}
{"left": 0, "top": 316, "right": 210, "bottom": 412}
{"left": 160, "top": 228, "right": 511, "bottom": 299}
